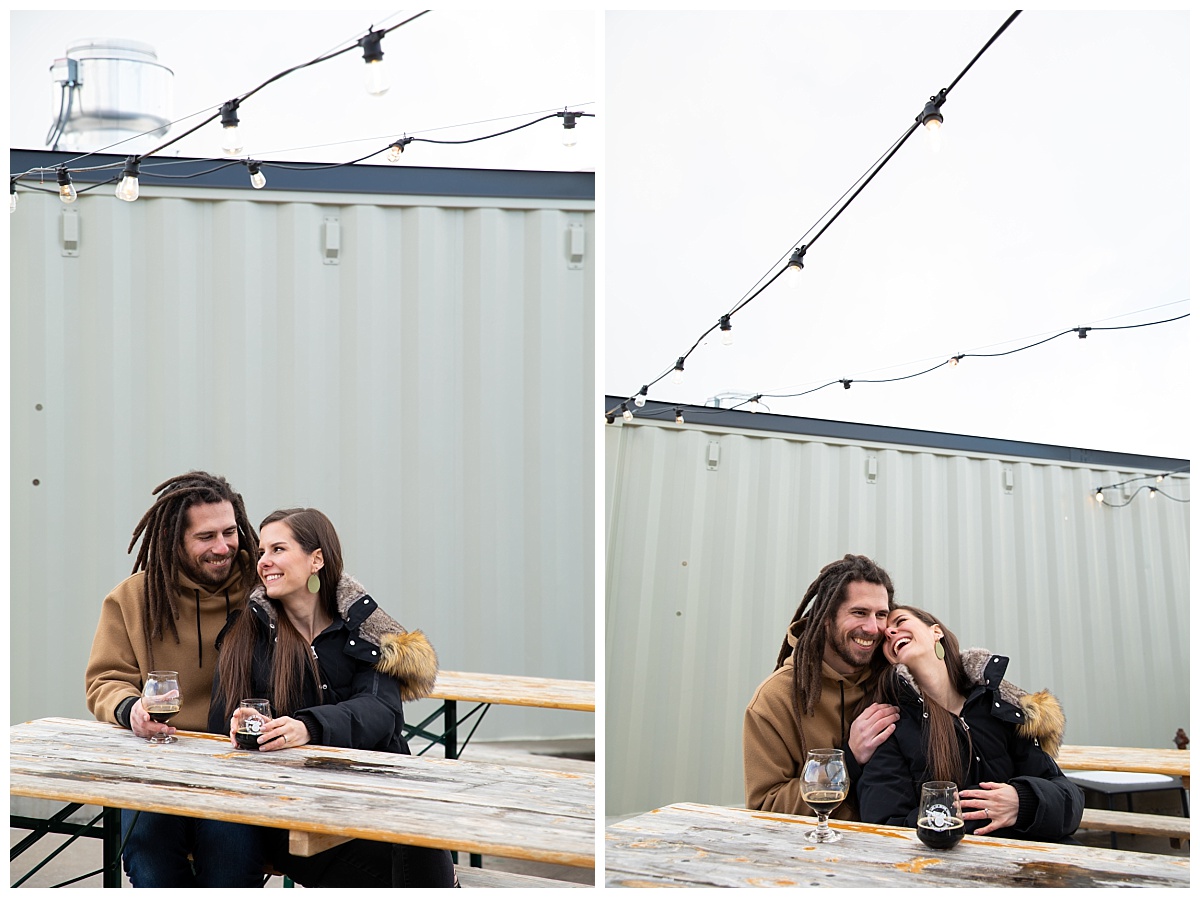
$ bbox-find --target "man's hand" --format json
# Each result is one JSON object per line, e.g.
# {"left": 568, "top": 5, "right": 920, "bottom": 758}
{"left": 848, "top": 702, "right": 899, "bottom": 765}
{"left": 129, "top": 696, "right": 175, "bottom": 740}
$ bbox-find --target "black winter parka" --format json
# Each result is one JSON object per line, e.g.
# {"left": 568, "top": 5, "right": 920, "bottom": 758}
{"left": 858, "top": 650, "right": 1084, "bottom": 843}
{"left": 208, "top": 574, "right": 438, "bottom": 754}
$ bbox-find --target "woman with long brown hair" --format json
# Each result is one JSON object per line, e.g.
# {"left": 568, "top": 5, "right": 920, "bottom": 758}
{"left": 857, "top": 606, "right": 1084, "bottom": 842}
{"left": 208, "top": 507, "right": 457, "bottom": 887}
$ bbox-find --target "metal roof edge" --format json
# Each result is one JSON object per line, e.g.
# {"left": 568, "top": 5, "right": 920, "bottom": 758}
{"left": 604, "top": 396, "right": 1189, "bottom": 473}
{"left": 10, "top": 148, "right": 595, "bottom": 201}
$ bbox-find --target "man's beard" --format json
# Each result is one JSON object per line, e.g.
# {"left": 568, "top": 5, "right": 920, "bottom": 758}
{"left": 181, "top": 554, "right": 236, "bottom": 589}
{"left": 829, "top": 629, "right": 877, "bottom": 672}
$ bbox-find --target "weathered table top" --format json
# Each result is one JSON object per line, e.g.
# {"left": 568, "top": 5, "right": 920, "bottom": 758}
{"left": 1057, "top": 745, "right": 1190, "bottom": 786}
{"left": 604, "top": 803, "right": 1190, "bottom": 888}
{"left": 428, "top": 670, "right": 595, "bottom": 711}
{"left": 11, "top": 718, "right": 595, "bottom": 868}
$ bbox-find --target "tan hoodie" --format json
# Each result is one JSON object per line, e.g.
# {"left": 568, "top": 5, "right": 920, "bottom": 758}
{"left": 85, "top": 556, "right": 251, "bottom": 732}
{"left": 743, "top": 619, "right": 872, "bottom": 819}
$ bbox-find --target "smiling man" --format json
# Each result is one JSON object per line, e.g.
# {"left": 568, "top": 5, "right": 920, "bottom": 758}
{"left": 743, "top": 554, "right": 901, "bottom": 819}
{"left": 84, "top": 470, "right": 266, "bottom": 886}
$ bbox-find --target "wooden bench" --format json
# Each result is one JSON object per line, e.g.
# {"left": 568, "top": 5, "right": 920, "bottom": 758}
{"left": 1056, "top": 745, "right": 1190, "bottom": 849}
{"left": 455, "top": 864, "right": 590, "bottom": 888}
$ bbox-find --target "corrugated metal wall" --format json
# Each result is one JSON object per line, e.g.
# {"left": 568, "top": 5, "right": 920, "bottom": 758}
{"left": 605, "top": 415, "right": 1189, "bottom": 816}
{"left": 10, "top": 176, "right": 594, "bottom": 743}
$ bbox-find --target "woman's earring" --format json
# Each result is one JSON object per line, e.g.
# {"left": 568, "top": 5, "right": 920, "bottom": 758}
{"left": 306, "top": 573, "right": 321, "bottom": 594}
{"left": 934, "top": 639, "right": 946, "bottom": 660}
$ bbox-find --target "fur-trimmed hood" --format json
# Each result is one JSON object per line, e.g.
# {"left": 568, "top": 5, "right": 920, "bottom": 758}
{"left": 892, "top": 648, "right": 1065, "bottom": 758}
{"left": 247, "top": 573, "right": 438, "bottom": 702}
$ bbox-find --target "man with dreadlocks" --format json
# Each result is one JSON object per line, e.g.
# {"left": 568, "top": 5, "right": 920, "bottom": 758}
{"left": 85, "top": 470, "right": 265, "bottom": 887}
{"left": 743, "top": 553, "right": 902, "bottom": 820}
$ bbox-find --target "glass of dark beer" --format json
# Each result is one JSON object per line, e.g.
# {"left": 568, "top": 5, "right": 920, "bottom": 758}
{"left": 800, "top": 749, "right": 848, "bottom": 843}
{"left": 235, "top": 698, "right": 272, "bottom": 750}
{"left": 917, "top": 781, "right": 964, "bottom": 849}
{"left": 142, "top": 671, "right": 181, "bottom": 744}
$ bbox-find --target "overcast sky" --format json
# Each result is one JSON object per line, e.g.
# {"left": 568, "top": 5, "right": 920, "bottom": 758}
{"left": 8, "top": 10, "right": 597, "bottom": 171}
{"left": 605, "top": 10, "right": 1189, "bottom": 463}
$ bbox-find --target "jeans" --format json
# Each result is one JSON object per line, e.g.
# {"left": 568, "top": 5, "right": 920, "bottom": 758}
{"left": 264, "top": 828, "right": 456, "bottom": 887}
{"left": 120, "top": 810, "right": 266, "bottom": 887}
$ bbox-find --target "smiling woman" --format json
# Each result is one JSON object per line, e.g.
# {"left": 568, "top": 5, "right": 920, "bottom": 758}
{"left": 859, "top": 605, "right": 1084, "bottom": 842}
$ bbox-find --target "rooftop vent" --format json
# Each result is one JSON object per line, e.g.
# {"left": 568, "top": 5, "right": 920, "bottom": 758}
{"left": 47, "top": 38, "right": 174, "bottom": 153}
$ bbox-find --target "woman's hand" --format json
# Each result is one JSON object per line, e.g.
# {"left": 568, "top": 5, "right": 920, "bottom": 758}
{"left": 959, "top": 782, "right": 1020, "bottom": 835}
{"left": 254, "top": 715, "right": 311, "bottom": 752}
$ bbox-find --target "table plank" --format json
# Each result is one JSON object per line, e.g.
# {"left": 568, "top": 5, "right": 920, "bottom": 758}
{"left": 428, "top": 671, "right": 594, "bottom": 711}
{"left": 1057, "top": 745, "right": 1189, "bottom": 784}
{"left": 604, "top": 803, "right": 1189, "bottom": 888}
{"left": 12, "top": 718, "right": 594, "bottom": 868}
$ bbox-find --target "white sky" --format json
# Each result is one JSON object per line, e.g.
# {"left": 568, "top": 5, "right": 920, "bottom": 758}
{"left": 8, "top": 10, "right": 597, "bottom": 171}
{"left": 605, "top": 10, "right": 1190, "bottom": 462}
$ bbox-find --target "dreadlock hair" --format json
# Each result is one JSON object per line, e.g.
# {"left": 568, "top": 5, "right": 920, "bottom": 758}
{"left": 127, "top": 471, "right": 257, "bottom": 667}
{"left": 774, "top": 554, "right": 895, "bottom": 759}
{"left": 874, "top": 606, "right": 974, "bottom": 786}
{"left": 217, "top": 508, "right": 343, "bottom": 721}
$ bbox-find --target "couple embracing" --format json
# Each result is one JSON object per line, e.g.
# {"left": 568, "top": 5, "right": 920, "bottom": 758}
{"left": 744, "top": 554, "right": 1084, "bottom": 841}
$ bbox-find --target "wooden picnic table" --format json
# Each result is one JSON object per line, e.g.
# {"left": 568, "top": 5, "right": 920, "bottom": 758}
{"left": 1057, "top": 745, "right": 1190, "bottom": 787}
{"left": 11, "top": 717, "right": 595, "bottom": 887}
{"left": 409, "top": 671, "right": 595, "bottom": 762}
{"left": 604, "top": 802, "right": 1190, "bottom": 888}
{"left": 429, "top": 670, "right": 595, "bottom": 711}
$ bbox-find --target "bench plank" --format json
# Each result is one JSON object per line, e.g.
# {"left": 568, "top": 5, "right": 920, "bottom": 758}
{"left": 1078, "top": 809, "right": 1190, "bottom": 840}
{"left": 455, "top": 864, "right": 590, "bottom": 888}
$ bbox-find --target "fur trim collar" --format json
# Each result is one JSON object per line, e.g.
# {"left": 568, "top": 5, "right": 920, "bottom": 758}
{"left": 248, "top": 573, "right": 438, "bottom": 702}
{"left": 892, "top": 647, "right": 1065, "bottom": 758}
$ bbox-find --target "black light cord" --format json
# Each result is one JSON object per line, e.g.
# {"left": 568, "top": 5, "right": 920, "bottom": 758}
{"left": 724, "top": 313, "right": 1189, "bottom": 410}
{"left": 607, "top": 10, "right": 1024, "bottom": 420}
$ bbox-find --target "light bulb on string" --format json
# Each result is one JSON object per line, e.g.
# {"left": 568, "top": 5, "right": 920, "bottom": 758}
{"left": 674, "top": 408, "right": 685, "bottom": 424}
{"left": 949, "top": 354, "right": 963, "bottom": 367}
{"left": 621, "top": 402, "right": 633, "bottom": 423}
{"left": 10, "top": 179, "right": 19, "bottom": 213}
{"left": 1094, "top": 489, "right": 1105, "bottom": 504}
{"left": 247, "top": 161, "right": 266, "bottom": 189}
{"left": 671, "top": 357, "right": 685, "bottom": 385}
{"left": 115, "top": 156, "right": 141, "bottom": 202}
{"left": 748, "top": 395, "right": 764, "bottom": 414}
{"left": 1148, "top": 487, "right": 1157, "bottom": 499}
{"left": 560, "top": 111, "right": 579, "bottom": 147}
{"left": 220, "top": 100, "right": 243, "bottom": 155}
{"left": 918, "top": 91, "right": 945, "bottom": 152}
{"left": 359, "top": 30, "right": 389, "bottom": 96}
{"left": 56, "top": 167, "right": 77, "bottom": 204}
{"left": 784, "top": 246, "right": 806, "bottom": 288}
{"left": 387, "top": 138, "right": 412, "bottom": 162}
{"left": 634, "top": 386, "right": 648, "bottom": 408}
{"left": 719, "top": 315, "right": 733, "bottom": 346}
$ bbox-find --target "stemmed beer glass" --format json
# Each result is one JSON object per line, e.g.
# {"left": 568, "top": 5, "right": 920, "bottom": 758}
{"left": 800, "top": 748, "right": 848, "bottom": 843}
{"left": 141, "top": 671, "right": 181, "bottom": 744}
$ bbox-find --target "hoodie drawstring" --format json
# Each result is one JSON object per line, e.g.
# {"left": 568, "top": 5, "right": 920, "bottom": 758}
{"left": 194, "top": 590, "right": 202, "bottom": 668}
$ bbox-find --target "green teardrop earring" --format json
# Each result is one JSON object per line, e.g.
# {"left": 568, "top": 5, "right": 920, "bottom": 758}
{"left": 934, "top": 639, "right": 946, "bottom": 661}
{"left": 306, "top": 573, "right": 321, "bottom": 594}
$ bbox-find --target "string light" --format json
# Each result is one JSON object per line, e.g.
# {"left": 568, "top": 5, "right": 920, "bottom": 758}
{"left": 1092, "top": 466, "right": 1190, "bottom": 508}
{"left": 634, "top": 385, "right": 648, "bottom": 408}
{"left": 115, "top": 156, "right": 141, "bottom": 202}
{"left": 671, "top": 357, "right": 685, "bottom": 385}
{"left": 220, "top": 100, "right": 243, "bottom": 155}
{"left": 605, "top": 12, "right": 1025, "bottom": 423}
{"left": 559, "top": 110, "right": 579, "bottom": 147}
{"left": 674, "top": 408, "right": 685, "bottom": 424}
{"left": 719, "top": 315, "right": 733, "bottom": 345}
{"left": 359, "top": 29, "right": 389, "bottom": 96}
{"left": 784, "top": 246, "right": 806, "bottom": 288}
{"left": 56, "top": 166, "right": 77, "bottom": 204}
{"left": 246, "top": 160, "right": 266, "bottom": 189}
{"left": 748, "top": 394, "right": 765, "bottom": 414}
{"left": 10, "top": 178, "right": 19, "bottom": 213}
{"left": 387, "top": 137, "right": 413, "bottom": 161}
